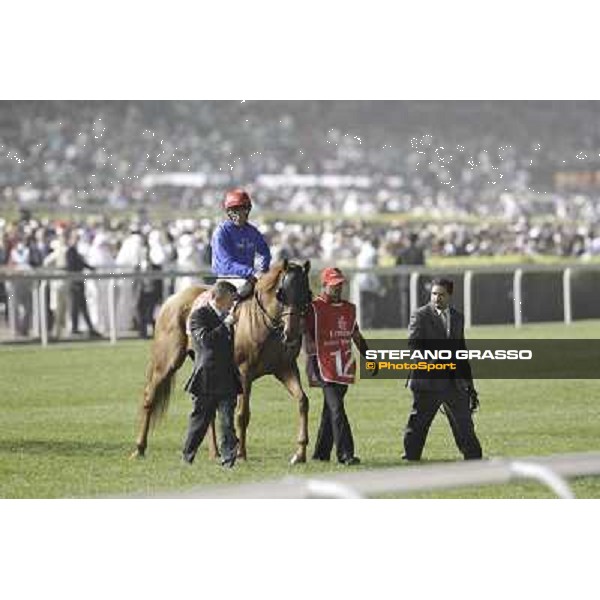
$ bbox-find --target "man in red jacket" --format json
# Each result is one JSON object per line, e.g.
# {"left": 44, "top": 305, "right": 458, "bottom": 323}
{"left": 305, "top": 267, "right": 371, "bottom": 465}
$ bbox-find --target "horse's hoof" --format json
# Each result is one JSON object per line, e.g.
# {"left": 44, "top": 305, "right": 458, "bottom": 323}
{"left": 290, "top": 453, "right": 306, "bottom": 465}
{"left": 129, "top": 448, "right": 145, "bottom": 460}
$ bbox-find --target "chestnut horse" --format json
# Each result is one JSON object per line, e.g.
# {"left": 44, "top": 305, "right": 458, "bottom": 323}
{"left": 131, "top": 260, "right": 313, "bottom": 464}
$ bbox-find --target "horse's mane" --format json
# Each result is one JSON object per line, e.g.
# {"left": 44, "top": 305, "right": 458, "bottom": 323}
{"left": 256, "top": 262, "right": 287, "bottom": 293}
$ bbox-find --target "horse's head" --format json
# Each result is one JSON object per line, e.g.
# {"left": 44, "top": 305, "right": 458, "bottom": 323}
{"left": 275, "top": 259, "right": 312, "bottom": 346}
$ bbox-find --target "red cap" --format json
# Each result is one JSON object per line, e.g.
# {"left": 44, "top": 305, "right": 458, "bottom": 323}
{"left": 224, "top": 188, "right": 252, "bottom": 210}
{"left": 321, "top": 267, "right": 346, "bottom": 286}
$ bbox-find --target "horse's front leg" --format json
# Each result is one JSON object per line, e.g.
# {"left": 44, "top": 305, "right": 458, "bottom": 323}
{"left": 275, "top": 365, "right": 309, "bottom": 465}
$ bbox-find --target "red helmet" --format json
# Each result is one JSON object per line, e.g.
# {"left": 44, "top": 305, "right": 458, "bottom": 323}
{"left": 224, "top": 188, "right": 252, "bottom": 210}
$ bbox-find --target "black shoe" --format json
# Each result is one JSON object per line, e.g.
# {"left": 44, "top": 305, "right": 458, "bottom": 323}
{"left": 402, "top": 454, "right": 421, "bottom": 462}
{"left": 181, "top": 455, "right": 194, "bottom": 465}
{"left": 340, "top": 456, "right": 361, "bottom": 466}
{"left": 221, "top": 441, "right": 239, "bottom": 468}
{"left": 311, "top": 455, "right": 330, "bottom": 462}
{"left": 89, "top": 329, "right": 102, "bottom": 338}
{"left": 221, "top": 455, "right": 237, "bottom": 468}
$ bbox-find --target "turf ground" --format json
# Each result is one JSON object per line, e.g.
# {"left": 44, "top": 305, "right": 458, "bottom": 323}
{"left": 1, "top": 320, "right": 599, "bottom": 498}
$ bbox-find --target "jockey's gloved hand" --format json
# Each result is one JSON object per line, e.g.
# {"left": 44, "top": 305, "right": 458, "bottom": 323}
{"left": 223, "top": 313, "right": 235, "bottom": 327}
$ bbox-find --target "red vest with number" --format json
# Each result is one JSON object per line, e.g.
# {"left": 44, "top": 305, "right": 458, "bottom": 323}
{"left": 308, "top": 296, "right": 356, "bottom": 385}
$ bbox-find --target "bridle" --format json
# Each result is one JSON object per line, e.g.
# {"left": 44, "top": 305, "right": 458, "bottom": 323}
{"left": 254, "top": 268, "right": 311, "bottom": 334}
{"left": 254, "top": 290, "right": 286, "bottom": 333}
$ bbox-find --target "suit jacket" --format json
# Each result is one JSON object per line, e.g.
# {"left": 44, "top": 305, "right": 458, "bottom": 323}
{"left": 184, "top": 304, "right": 242, "bottom": 397}
{"left": 407, "top": 303, "right": 473, "bottom": 392}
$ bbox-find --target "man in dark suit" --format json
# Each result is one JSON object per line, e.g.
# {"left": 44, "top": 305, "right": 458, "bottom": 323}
{"left": 182, "top": 280, "right": 241, "bottom": 467}
{"left": 66, "top": 230, "right": 101, "bottom": 338}
{"left": 403, "top": 277, "right": 482, "bottom": 461}
{"left": 397, "top": 232, "right": 425, "bottom": 327}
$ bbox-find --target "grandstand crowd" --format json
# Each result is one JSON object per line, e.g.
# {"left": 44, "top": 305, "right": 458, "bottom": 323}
{"left": 3, "top": 100, "right": 600, "bottom": 337}
{"left": 2, "top": 208, "right": 600, "bottom": 339}
{"left": 2, "top": 100, "right": 600, "bottom": 220}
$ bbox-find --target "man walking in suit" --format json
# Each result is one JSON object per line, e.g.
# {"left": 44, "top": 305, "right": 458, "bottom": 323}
{"left": 182, "top": 280, "right": 241, "bottom": 467}
{"left": 66, "top": 230, "right": 101, "bottom": 338}
{"left": 403, "top": 277, "right": 483, "bottom": 461}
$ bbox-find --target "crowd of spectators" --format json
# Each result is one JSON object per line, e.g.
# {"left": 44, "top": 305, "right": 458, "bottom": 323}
{"left": 2, "top": 101, "right": 600, "bottom": 222}
{"left": 3, "top": 207, "right": 600, "bottom": 337}
{"left": 4, "top": 101, "right": 600, "bottom": 337}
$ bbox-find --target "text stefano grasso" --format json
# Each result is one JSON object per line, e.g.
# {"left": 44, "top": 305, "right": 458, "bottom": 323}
{"left": 365, "top": 349, "right": 533, "bottom": 361}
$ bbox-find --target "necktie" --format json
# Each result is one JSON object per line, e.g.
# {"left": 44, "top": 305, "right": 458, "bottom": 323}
{"left": 440, "top": 309, "right": 450, "bottom": 337}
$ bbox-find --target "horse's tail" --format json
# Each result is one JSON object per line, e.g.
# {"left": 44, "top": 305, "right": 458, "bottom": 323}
{"left": 140, "top": 291, "right": 193, "bottom": 430}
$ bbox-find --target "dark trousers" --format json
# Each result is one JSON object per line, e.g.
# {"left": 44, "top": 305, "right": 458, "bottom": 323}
{"left": 359, "top": 290, "right": 379, "bottom": 329}
{"left": 312, "top": 383, "right": 356, "bottom": 462}
{"left": 137, "top": 291, "right": 156, "bottom": 338}
{"left": 182, "top": 393, "right": 238, "bottom": 464}
{"left": 69, "top": 281, "right": 95, "bottom": 333}
{"left": 404, "top": 387, "right": 482, "bottom": 460}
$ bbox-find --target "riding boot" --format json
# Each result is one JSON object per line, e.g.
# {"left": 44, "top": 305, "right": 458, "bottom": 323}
{"left": 236, "top": 278, "right": 256, "bottom": 300}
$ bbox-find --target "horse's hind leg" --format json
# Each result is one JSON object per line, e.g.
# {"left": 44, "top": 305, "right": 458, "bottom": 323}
{"left": 275, "top": 366, "right": 309, "bottom": 465}
{"left": 131, "top": 373, "right": 157, "bottom": 459}
{"left": 130, "top": 335, "right": 187, "bottom": 459}
{"left": 132, "top": 408, "right": 152, "bottom": 459}
{"left": 131, "top": 376, "right": 158, "bottom": 459}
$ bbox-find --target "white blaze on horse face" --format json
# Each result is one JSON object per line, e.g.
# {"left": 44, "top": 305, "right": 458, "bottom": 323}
{"left": 282, "top": 310, "right": 303, "bottom": 346}
{"left": 280, "top": 270, "right": 308, "bottom": 345}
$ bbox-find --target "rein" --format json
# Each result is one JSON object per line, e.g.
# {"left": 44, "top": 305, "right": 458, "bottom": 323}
{"left": 254, "top": 289, "right": 284, "bottom": 332}
{"left": 254, "top": 288, "right": 308, "bottom": 334}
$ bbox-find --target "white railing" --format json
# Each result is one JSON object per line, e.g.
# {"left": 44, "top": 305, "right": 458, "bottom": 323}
{"left": 345, "top": 262, "right": 600, "bottom": 331}
{"left": 2, "top": 262, "right": 600, "bottom": 346}
{"left": 0, "top": 268, "right": 210, "bottom": 346}
{"left": 150, "top": 451, "right": 600, "bottom": 499}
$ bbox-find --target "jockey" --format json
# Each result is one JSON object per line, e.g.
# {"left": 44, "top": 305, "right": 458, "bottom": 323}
{"left": 211, "top": 188, "right": 271, "bottom": 300}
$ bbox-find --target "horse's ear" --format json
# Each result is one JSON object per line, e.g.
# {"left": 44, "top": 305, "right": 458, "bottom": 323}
{"left": 303, "top": 260, "right": 311, "bottom": 274}
{"left": 282, "top": 258, "right": 289, "bottom": 271}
